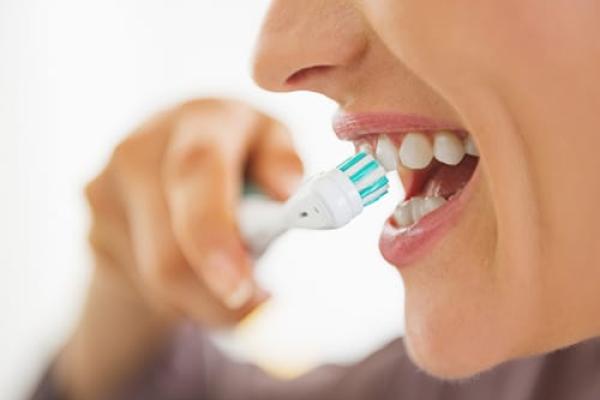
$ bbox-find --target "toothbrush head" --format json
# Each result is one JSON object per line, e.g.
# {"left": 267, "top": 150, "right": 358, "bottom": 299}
{"left": 285, "top": 151, "right": 389, "bottom": 230}
{"left": 336, "top": 151, "right": 389, "bottom": 207}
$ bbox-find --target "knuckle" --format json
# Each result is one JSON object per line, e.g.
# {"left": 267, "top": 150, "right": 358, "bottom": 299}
{"left": 111, "top": 134, "right": 147, "bottom": 171}
{"left": 87, "top": 223, "right": 103, "bottom": 252}
{"left": 84, "top": 172, "right": 110, "bottom": 210}
{"left": 177, "top": 98, "right": 262, "bottom": 137}
{"left": 111, "top": 116, "right": 172, "bottom": 174}
{"left": 165, "top": 141, "right": 229, "bottom": 182}
{"left": 84, "top": 178, "right": 101, "bottom": 206}
{"left": 84, "top": 170, "right": 127, "bottom": 219}
{"left": 178, "top": 97, "right": 249, "bottom": 116}
{"left": 179, "top": 97, "right": 228, "bottom": 113}
{"left": 111, "top": 138, "right": 133, "bottom": 165}
{"left": 86, "top": 223, "right": 118, "bottom": 267}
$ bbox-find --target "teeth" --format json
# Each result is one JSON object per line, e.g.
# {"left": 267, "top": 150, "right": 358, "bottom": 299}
{"left": 375, "top": 135, "right": 399, "bottom": 171}
{"left": 433, "top": 131, "right": 466, "bottom": 165}
{"left": 370, "top": 131, "right": 475, "bottom": 171}
{"left": 393, "top": 195, "right": 447, "bottom": 228}
{"left": 409, "top": 196, "right": 427, "bottom": 223}
{"left": 398, "top": 132, "right": 433, "bottom": 170}
{"left": 423, "top": 196, "right": 447, "bottom": 214}
{"left": 358, "top": 141, "right": 374, "bottom": 155}
{"left": 464, "top": 136, "right": 479, "bottom": 157}
{"left": 393, "top": 199, "right": 415, "bottom": 227}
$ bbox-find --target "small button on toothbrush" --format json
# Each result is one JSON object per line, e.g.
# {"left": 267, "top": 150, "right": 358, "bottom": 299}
{"left": 238, "top": 150, "right": 389, "bottom": 256}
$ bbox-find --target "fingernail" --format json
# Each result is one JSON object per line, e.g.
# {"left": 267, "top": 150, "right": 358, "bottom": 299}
{"left": 204, "top": 252, "right": 254, "bottom": 309}
{"left": 225, "top": 280, "right": 254, "bottom": 309}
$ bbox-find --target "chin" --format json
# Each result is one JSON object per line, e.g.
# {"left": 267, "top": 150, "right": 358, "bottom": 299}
{"left": 404, "top": 333, "right": 502, "bottom": 380}
{"left": 400, "top": 291, "right": 516, "bottom": 380}
{"left": 403, "top": 324, "right": 506, "bottom": 380}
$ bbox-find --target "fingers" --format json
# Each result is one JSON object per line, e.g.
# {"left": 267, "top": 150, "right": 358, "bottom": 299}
{"left": 85, "top": 168, "right": 133, "bottom": 271}
{"left": 114, "top": 100, "right": 299, "bottom": 322}
{"left": 164, "top": 103, "right": 266, "bottom": 309}
{"left": 111, "top": 114, "right": 261, "bottom": 326}
{"left": 120, "top": 161, "right": 252, "bottom": 326}
{"left": 248, "top": 118, "right": 304, "bottom": 201}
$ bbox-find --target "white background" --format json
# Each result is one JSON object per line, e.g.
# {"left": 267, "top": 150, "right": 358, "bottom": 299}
{"left": 0, "top": 1, "right": 405, "bottom": 398}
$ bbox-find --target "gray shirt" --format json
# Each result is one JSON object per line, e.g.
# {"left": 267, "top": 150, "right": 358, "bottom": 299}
{"left": 31, "top": 324, "right": 600, "bottom": 399}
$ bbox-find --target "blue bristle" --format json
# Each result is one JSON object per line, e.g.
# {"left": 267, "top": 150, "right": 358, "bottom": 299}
{"left": 358, "top": 176, "right": 389, "bottom": 199}
{"left": 364, "top": 190, "right": 389, "bottom": 206}
{"left": 350, "top": 160, "right": 378, "bottom": 183}
{"left": 337, "top": 151, "right": 367, "bottom": 172}
{"left": 337, "top": 151, "right": 389, "bottom": 207}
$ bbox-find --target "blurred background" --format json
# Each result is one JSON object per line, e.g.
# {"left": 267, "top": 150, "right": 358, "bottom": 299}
{"left": 0, "top": 1, "right": 405, "bottom": 398}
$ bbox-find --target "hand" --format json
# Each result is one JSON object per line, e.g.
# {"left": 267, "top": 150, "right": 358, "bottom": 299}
{"left": 56, "top": 99, "right": 303, "bottom": 399}
{"left": 85, "top": 98, "right": 303, "bottom": 326}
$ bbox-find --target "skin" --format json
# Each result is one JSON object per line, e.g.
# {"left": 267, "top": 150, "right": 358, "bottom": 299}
{"left": 56, "top": 100, "right": 303, "bottom": 398}
{"left": 57, "top": 1, "right": 600, "bottom": 398}
{"left": 255, "top": 0, "right": 600, "bottom": 377}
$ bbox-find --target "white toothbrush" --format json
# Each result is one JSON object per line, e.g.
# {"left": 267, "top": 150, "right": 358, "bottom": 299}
{"left": 238, "top": 150, "right": 389, "bottom": 256}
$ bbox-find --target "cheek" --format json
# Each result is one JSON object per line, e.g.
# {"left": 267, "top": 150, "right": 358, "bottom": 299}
{"left": 362, "top": 0, "right": 471, "bottom": 77}
{"left": 365, "top": 0, "right": 600, "bottom": 375}
{"left": 363, "top": 1, "right": 549, "bottom": 375}
{"left": 362, "top": 1, "right": 558, "bottom": 91}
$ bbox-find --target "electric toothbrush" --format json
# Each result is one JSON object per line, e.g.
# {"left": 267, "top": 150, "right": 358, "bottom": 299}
{"left": 238, "top": 150, "right": 389, "bottom": 256}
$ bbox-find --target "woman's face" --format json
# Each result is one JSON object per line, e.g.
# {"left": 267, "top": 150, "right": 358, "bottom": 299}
{"left": 253, "top": 0, "right": 600, "bottom": 377}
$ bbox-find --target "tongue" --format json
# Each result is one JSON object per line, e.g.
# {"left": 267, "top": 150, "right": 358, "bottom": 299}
{"left": 423, "top": 156, "right": 478, "bottom": 198}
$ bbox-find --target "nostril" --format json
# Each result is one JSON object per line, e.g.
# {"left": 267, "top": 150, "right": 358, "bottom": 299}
{"left": 285, "top": 65, "right": 335, "bottom": 86}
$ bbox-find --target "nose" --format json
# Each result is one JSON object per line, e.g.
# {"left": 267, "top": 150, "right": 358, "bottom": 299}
{"left": 252, "top": 0, "right": 367, "bottom": 98}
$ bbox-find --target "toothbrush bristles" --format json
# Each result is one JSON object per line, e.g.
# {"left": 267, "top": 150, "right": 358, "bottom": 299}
{"left": 337, "top": 151, "right": 389, "bottom": 207}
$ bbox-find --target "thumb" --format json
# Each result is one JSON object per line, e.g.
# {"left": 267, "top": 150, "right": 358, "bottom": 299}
{"left": 249, "top": 119, "right": 304, "bottom": 201}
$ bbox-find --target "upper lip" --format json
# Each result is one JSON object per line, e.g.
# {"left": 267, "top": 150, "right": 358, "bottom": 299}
{"left": 332, "top": 111, "right": 465, "bottom": 141}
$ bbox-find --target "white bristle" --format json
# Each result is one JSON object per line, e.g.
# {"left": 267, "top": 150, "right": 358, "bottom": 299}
{"left": 362, "top": 186, "right": 388, "bottom": 205}
{"left": 341, "top": 153, "right": 386, "bottom": 190}
{"left": 343, "top": 155, "right": 373, "bottom": 179}
{"left": 339, "top": 152, "right": 388, "bottom": 206}
{"left": 354, "top": 166, "right": 385, "bottom": 192}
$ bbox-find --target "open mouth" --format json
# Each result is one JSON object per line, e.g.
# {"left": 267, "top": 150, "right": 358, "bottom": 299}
{"left": 334, "top": 112, "right": 480, "bottom": 268}
{"left": 357, "top": 131, "right": 479, "bottom": 228}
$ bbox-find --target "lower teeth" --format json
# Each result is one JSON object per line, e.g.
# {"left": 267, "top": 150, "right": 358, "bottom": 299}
{"left": 393, "top": 195, "right": 447, "bottom": 228}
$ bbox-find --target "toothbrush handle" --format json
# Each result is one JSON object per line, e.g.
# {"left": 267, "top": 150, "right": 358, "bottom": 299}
{"left": 238, "top": 195, "right": 288, "bottom": 258}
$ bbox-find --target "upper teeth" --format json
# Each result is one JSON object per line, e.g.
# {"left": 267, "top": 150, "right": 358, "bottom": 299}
{"left": 369, "top": 131, "right": 478, "bottom": 171}
{"left": 375, "top": 135, "right": 399, "bottom": 171}
{"left": 358, "top": 142, "right": 374, "bottom": 155}
{"left": 399, "top": 132, "right": 433, "bottom": 169}
{"left": 464, "top": 136, "right": 479, "bottom": 157}
{"left": 433, "top": 131, "right": 465, "bottom": 166}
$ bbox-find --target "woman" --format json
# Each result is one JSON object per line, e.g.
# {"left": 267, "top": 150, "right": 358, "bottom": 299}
{"left": 33, "top": 1, "right": 600, "bottom": 399}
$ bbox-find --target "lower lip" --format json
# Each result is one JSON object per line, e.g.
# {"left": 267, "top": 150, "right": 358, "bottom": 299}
{"left": 379, "top": 169, "right": 480, "bottom": 269}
